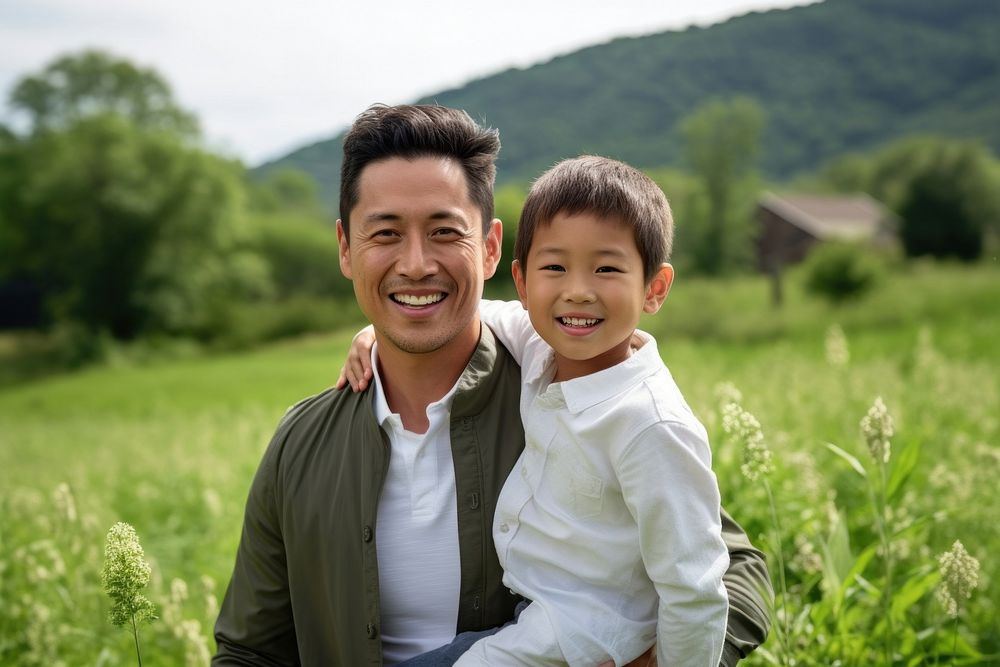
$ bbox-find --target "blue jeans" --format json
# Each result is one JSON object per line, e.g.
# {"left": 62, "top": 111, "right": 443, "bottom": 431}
{"left": 396, "top": 601, "right": 529, "bottom": 667}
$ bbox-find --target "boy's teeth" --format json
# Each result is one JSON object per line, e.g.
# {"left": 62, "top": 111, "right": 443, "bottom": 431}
{"left": 395, "top": 293, "right": 444, "bottom": 306}
{"left": 560, "top": 316, "right": 598, "bottom": 327}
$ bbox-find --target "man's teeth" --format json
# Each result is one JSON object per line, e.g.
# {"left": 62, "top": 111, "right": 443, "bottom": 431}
{"left": 560, "top": 317, "right": 599, "bottom": 327}
{"left": 394, "top": 293, "right": 444, "bottom": 306}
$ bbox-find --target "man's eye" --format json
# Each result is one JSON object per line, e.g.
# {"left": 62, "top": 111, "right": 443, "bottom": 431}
{"left": 372, "top": 229, "right": 398, "bottom": 238}
{"left": 432, "top": 228, "right": 461, "bottom": 238}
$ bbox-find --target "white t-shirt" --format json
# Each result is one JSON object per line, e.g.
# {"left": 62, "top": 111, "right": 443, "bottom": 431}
{"left": 371, "top": 344, "right": 463, "bottom": 665}
{"left": 457, "top": 300, "right": 729, "bottom": 667}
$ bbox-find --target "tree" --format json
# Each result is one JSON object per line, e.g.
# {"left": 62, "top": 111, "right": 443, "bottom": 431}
{"left": 249, "top": 167, "right": 324, "bottom": 215}
{"left": 0, "top": 52, "right": 268, "bottom": 341}
{"left": 679, "top": 97, "right": 764, "bottom": 275}
{"left": 817, "top": 136, "right": 1000, "bottom": 261}
{"left": 895, "top": 141, "right": 999, "bottom": 260}
{"left": 9, "top": 50, "right": 197, "bottom": 137}
{"left": 0, "top": 114, "right": 268, "bottom": 338}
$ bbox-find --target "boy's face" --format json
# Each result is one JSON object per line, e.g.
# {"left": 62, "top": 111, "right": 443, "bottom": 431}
{"left": 512, "top": 211, "right": 672, "bottom": 382}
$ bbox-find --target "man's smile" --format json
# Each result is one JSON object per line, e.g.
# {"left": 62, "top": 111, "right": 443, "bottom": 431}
{"left": 391, "top": 292, "right": 446, "bottom": 307}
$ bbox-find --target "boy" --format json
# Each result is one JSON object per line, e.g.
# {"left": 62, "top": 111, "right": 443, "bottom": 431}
{"left": 341, "top": 156, "right": 729, "bottom": 666}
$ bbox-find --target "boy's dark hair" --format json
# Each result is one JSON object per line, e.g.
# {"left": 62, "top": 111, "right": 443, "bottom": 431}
{"left": 515, "top": 156, "right": 673, "bottom": 283}
{"left": 339, "top": 104, "right": 500, "bottom": 239}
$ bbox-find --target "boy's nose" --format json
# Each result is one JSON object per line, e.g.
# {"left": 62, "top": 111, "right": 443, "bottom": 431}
{"left": 563, "top": 277, "right": 597, "bottom": 303}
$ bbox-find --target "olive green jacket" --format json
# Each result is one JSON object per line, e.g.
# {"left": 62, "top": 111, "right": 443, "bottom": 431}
{"left": 214, "top": 327, "right": 771, "bottom": 666}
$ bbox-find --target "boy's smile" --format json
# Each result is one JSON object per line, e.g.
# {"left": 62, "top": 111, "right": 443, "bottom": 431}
{"left": 513, "top": 211, "right": 672, "bottom": 383}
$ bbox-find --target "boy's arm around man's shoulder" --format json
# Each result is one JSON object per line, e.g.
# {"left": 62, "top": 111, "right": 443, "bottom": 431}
{"left": 718, "top": 507, "right": 773, "bottom": 666}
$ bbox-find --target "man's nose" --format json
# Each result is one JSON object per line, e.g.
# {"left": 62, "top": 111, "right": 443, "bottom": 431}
{"left": 396, "top": 237, "right": 438, "bottom": 279}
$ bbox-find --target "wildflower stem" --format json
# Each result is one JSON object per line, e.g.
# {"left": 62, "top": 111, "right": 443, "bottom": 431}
{"left": 951, "top": 613, "right": 959, "bottom": 661}
{"left": 764, "top": 480, "right": 791, "bottom": 667}
{"left": 132, "top": 613, "right": 143, "bottom": 667}
{"left": 868, "top": 462, "right": 894, "bottom": 664}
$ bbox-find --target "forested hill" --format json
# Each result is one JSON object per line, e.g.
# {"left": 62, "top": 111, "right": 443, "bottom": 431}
{"left": 255, "top": 0, "right": 1000, "bottom": 208}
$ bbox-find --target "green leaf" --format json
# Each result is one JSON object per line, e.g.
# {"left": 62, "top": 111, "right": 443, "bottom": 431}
{"left": 887, "top": 436, "right": 920, "bottom": 500}
{"left": 825, "top": 441, "right": 868, "bottom": 478}
{"left": 890, "top": 564, "right": 937, "bottom": 619}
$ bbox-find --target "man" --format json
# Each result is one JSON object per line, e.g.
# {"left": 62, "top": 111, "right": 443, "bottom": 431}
{"left": 214, "top": 103, "right": 771, "bottom": 666}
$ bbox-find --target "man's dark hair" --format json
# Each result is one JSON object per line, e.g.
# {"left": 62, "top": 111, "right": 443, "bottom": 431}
{"left": 514, "top": 155, "right": 673, "bottom": 282}
{"left": 339, "top": 104, "right": 500, "bottom": 238}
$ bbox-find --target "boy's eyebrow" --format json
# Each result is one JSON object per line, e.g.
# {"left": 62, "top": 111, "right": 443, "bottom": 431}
{"left": 534, "top": 245, "right": 630, "bottom": 259}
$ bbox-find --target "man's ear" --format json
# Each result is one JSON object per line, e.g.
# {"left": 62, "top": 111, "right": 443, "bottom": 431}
{"left": 512, "top": 260, "right": 528, "bottom": 309}
{"left": 643, "top": 263, "right": 674, "bottom": 314}
{"left": 483, "top": 218, "right": 503, "bottom": 279}
{"left": 336, "top": 220, "right": 352, "bottom": 279}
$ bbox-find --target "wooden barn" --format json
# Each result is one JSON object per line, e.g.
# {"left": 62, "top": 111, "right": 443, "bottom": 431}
{"left": 755, "top": 192, "right": 897, "bottom": 272}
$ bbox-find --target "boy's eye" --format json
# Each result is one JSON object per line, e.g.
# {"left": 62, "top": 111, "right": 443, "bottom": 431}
{"left": 596, "top": 266, "right": 622, "bottom": 273}
{"left": 540, "top": 264, "right": 565, "bottom": 272}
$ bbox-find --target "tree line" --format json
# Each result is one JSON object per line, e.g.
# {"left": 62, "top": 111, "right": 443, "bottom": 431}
{"left": 0, "top": 51, "right": 358, "bottom": 361}
{"left": 2, "top": 51, "right": 998, "bottom": 366}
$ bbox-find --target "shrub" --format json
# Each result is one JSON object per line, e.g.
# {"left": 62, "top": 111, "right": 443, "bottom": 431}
{"left": 802, "top": 242, "right": 881, "bottom": 303}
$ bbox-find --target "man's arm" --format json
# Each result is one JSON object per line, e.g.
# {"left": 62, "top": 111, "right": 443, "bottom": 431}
{"left": 213, "top": 436, "right": 299, "bottom": 666}
{"left": 719, "top": 507, "right": 773, "bottom": 666}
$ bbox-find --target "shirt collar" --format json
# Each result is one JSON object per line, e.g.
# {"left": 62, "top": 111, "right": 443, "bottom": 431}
{"left": 533, "top": 332, "right": 663, "bottom": 415}
{"left": 370, "top": 342, "right": 460, "bottom": 429}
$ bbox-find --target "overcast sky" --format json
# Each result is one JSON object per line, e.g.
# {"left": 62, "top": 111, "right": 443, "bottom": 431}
{"left": 1, "top": 0, "right": 816, "bottom": 166}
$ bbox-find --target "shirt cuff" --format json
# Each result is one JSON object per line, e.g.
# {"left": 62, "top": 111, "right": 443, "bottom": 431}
{"left": 719, "top": 641, "right": 743, "bottom": 667}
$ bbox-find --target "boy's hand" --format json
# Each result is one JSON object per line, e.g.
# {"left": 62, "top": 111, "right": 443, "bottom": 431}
{"left": 334, "top": 325, "right": 376, "bottom": 392}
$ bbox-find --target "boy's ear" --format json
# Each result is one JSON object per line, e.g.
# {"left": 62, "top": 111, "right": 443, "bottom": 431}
{"left": 643, "top": 263, "right": 673, "bottom": 314}
{"left": 512, "top": 260, "right": 528, "bottom": 309}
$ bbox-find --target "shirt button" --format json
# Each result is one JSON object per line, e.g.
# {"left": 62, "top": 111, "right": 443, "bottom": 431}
{"left": 520, "top": 466, "right": 528, "bottom": 479}
{"left": 499, "top": 522, "right": 509, "bottom": 533}
{"left": 362, "top": 525, "right": 373, "bottom": 542}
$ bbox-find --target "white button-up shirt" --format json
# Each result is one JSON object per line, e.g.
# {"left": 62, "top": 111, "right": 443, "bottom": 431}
{"left": 463, "top": 301, "right": 729, "bottom": 667}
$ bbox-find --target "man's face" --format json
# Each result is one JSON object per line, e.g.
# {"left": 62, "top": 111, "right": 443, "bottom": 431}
{"left": 338, "top": 156, "right": 501, "bottom": 359}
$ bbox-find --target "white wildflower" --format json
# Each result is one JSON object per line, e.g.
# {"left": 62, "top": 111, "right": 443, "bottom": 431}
{"left": 860, "top": 397, "right": 894, "bottom": 464}
{"left": 935, "top": 540, "right": 980, "bottom": 618}
{"left": 52, "top": 483, "right": 78, "bottom": 523}
{"left": 723, "top": 403, "right": 773, "bottom": 481}
{"left": 825, "top": 324, "right": 850, "bottom": 367}
{"left": 180, "top": 619, "right": 211, "bottom": 667}
{"left": 101, "top": 522, "right": 156, "bottom": 627}
{"left": 714, "top": 382, "right": 743, "bottom": 409}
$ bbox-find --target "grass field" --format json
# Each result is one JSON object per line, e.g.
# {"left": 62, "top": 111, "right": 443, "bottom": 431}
{"left": 2, "top": 262, "right": 998, "bottom": 665}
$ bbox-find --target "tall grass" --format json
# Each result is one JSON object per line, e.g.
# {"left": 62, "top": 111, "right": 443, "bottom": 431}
{"left": 1, "top": 263, "right": 997, "bottom": 664}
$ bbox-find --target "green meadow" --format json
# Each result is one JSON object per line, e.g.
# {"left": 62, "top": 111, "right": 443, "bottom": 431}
{"left": 2, "top": 262, "right": 998, "bottom": 665}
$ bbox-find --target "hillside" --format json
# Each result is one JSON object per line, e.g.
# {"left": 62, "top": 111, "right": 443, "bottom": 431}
{"left": 255, "top": 0, "right": 1000, "bottom": 210}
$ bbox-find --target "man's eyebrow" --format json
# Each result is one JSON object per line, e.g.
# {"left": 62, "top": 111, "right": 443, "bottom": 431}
{"left": 428, "top": 210, "right": 467, "bottom": 222}
{"left": 362, "top": 212, "right": 401, "bottom": 223}
{"left": 360, "top": 210, "right": 467, "bottom": 224}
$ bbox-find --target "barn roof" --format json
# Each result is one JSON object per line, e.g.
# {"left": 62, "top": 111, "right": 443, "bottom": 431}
{"left": 758, "top": 192, "right": 893, "bottom": 241}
